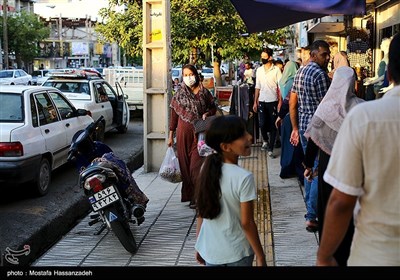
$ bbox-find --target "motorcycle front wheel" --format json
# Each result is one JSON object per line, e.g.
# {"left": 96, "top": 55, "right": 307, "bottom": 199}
{"left": 104, "top": 208, "right": 137, "bottom": 254}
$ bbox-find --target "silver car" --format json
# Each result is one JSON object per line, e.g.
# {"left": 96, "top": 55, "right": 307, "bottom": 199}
{"left": 0, "top": 69, "right": 32, "bottom": 85}
{"left": 43, "top": 69, "right": 130, "bottom": 140}
{"left": 0, "top": 85, "right": 93, "bottom": 196}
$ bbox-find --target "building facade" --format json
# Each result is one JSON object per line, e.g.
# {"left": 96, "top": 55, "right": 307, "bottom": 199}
{"left": 33, "top": 0, "right": 119, "bottom": 70}
{"left": 1, "top": 0, "right": 118, "bottom": 71}
{"left": 283, "top": 0, "right": 399, "bottom": 98}
{"left": 34, "top": 15, "right": 114, "bottom": 70}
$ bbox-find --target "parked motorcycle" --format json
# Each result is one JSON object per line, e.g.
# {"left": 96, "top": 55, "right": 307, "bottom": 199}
{"left": 67, "top": 116, "right": 148, "bottom": 254}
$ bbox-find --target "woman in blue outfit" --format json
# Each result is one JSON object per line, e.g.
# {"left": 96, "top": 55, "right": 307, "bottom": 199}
{"left": 275, "top": 61, "right": 304, "bottom": 182}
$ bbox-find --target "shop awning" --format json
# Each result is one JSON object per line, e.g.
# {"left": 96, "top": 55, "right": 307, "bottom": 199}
{"left": 230, "top": 0, "right": 366, "bottom": 33}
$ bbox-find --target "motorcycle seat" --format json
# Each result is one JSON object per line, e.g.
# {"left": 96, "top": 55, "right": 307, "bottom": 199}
{"left": 80, "top": 164, "right": 114, "bottom": 179}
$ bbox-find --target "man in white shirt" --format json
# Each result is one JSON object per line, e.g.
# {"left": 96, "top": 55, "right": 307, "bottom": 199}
{"left": 317, "top": 33, "right": 400, "bottom": 266}
{"left": 253, "top": 47, "right": 282, "bottom": 158}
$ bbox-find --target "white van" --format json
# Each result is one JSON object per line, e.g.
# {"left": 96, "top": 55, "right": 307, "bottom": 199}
{"left": 172, "top": 67, "right": 182, "bottom": 82}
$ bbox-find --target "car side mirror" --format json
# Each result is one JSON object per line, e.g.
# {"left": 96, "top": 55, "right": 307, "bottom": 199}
{"left": 76, "top": 108, "right": 90, "bottom": 116}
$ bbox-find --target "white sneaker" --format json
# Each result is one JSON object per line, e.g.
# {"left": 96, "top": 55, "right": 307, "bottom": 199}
{"left": 268, "top": 151, "right": 275, "bottom": 158}
{"left": 261, "top": 142, "right": 268, "bottom": 150}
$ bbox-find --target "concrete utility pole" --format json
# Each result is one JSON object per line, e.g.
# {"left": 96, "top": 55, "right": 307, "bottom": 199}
{"left": 2, "top": 0, "right": 9, "bottom": 69}
{"left": 143, "top": 0, "right": 171, "bottom": 172}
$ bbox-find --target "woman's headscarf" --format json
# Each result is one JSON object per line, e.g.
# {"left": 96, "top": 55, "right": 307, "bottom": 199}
{"left": 278, "top": 61, "right": 299, "bottom": 100}
{"left": 170, "top": 83, "right": 214, "bottom": 124}
{"left": 328, "top": 51, "right": 349, "bottom": 79}
{"left": 304, "top": 66, "right": 364, "bottom": 155}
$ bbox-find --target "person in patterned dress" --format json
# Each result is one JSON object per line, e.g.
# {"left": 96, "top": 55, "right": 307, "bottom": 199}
{"left": 168, "top": 64, "right": 217, "bottom": 208}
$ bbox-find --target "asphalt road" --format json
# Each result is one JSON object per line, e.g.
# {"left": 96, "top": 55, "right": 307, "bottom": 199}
{"left": 0, "top": 116, "right": 144, "bottom": 266}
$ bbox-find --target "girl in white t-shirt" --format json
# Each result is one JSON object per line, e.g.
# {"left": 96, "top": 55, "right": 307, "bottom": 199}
{"left": 194, "top": 115, "right": 266, "bottom": 266}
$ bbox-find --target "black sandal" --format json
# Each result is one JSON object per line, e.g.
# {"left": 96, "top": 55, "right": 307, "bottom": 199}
{"left": 306, "top": 220, "right": 318, "bottom": 232}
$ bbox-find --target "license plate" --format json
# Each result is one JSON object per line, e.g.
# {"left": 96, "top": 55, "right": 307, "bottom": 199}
{"left": 89, "top": 186, "right": 120, "bottom": 212}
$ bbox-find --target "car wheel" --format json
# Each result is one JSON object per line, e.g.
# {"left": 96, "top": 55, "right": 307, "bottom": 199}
{"left": 34, "top": 158, "right": 51, "bottom": 196}
{"left": 27, "top": 81, "right": 32, "bottom": 85}
{"left": 94, "top": 122, "right": 105, "bottom": 142}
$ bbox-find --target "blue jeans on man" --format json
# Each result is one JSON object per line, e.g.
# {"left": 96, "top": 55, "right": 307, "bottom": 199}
{"left": 300, "top": 130, "right": 318, "bottom": 222}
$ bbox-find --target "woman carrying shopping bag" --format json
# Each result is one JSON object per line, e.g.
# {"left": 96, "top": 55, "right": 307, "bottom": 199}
{"left": 168, "top": 64, "right": 217, "bottom": 209}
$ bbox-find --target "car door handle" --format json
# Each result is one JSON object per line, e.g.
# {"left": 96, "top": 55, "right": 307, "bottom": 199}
{"left": 45, "top": 129, "right": 50, "bottom": 133}
{"left": 65, "top": 123, "right": 70, "bottom": 128}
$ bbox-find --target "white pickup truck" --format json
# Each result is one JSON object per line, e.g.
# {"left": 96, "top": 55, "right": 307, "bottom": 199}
{"left": 104, "top": 67, "right": 143, "bottom": 111}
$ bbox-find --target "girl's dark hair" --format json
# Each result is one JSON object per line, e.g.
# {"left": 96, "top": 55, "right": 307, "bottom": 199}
{"left": 195, "top": 115, "right": 247, "bottom": 219}
{"left": 182, "top": 64, "right": 200, "bottom": 88}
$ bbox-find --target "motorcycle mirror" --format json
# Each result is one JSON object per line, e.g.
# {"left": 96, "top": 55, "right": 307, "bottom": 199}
{"left": 75, "top": 130, "right": 88, "bottom": 143}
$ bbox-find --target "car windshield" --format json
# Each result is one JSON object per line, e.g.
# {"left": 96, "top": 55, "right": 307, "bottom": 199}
{"left": 0, "top": 71, "right": 13, "bottom": 78}
{"left": 43, "top": 81, "right": 90, "bottom": 95}
{"left": 32, "top": 70, "right": 46, "bottom": 77}
{"left": 0, "top": 92, "right": 23, "bottom": 122}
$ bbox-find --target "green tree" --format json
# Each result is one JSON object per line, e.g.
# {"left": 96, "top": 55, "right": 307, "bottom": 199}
{"left": 96, "top": 0, "right": 290, "bottom": 85}
{"left": 0, "top": 11, "right": 50, "bottom": 69}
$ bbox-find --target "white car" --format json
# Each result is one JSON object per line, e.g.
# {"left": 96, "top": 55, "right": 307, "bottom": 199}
{"left": 201, "top": 67, "right": 229, "bottom": 81}
{"left": 200, "top": 67, "right": 214, "bottom": 79}
{"left": 33, "top": 69, "right": 72, "bottom": 86}
{"left": 172, "top": 67, "right": 182, "bottom": 82}
{"left": 31, "top": 69, "right": 51, "bottom": 85}
{"left": 43, "top": 69, "right": 130, "bottom": 140}
{"left": 0, "top": 85, "right": 93, "bottom": 196}
{"left": 0, "top": 69, "right": 32, "bottom": 85}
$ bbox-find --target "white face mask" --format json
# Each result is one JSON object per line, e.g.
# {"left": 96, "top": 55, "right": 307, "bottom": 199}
{"left": 183, "top": 76, "right": 196, "bottom": 87}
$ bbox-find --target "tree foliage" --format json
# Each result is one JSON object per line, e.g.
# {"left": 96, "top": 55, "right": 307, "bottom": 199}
{"left": 97, "top": 0, "right": 289, "bottom": 61}
{"left": 0, "top": 11, "right": 50, "bottom": 68}
{"left": 96, "top": 0, "right": 291, "bottom": 84}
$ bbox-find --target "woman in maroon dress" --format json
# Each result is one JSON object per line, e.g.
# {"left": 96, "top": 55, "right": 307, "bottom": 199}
{"left": 168, "top": 64, "right": 217, "bottom": 208}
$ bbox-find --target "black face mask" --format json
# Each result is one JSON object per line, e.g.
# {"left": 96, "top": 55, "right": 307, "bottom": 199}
{"left": 261, "top": 58, "right": 269, "bottom": 64}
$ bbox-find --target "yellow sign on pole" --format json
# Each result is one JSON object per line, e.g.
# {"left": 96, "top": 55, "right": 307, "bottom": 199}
{"left": 150, "top": 8, "right": 163, "bottom": 42}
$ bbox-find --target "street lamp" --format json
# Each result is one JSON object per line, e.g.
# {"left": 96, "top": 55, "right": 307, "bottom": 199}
{"left": 46, "top": 5, "right": 63, "bottom": 66}
{"left": 59, "top": 14, "right": 63, "bottom": 59}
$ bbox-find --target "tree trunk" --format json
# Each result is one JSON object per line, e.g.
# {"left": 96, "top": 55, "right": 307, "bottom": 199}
{"left": 16, "top": 54, "right": 23, "bottom": 69}
{"left": 189, "top": 47, "right": 198, "bottom": 65}
{"left": 213, "top": 61, "right": 222, "bottom": 87}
